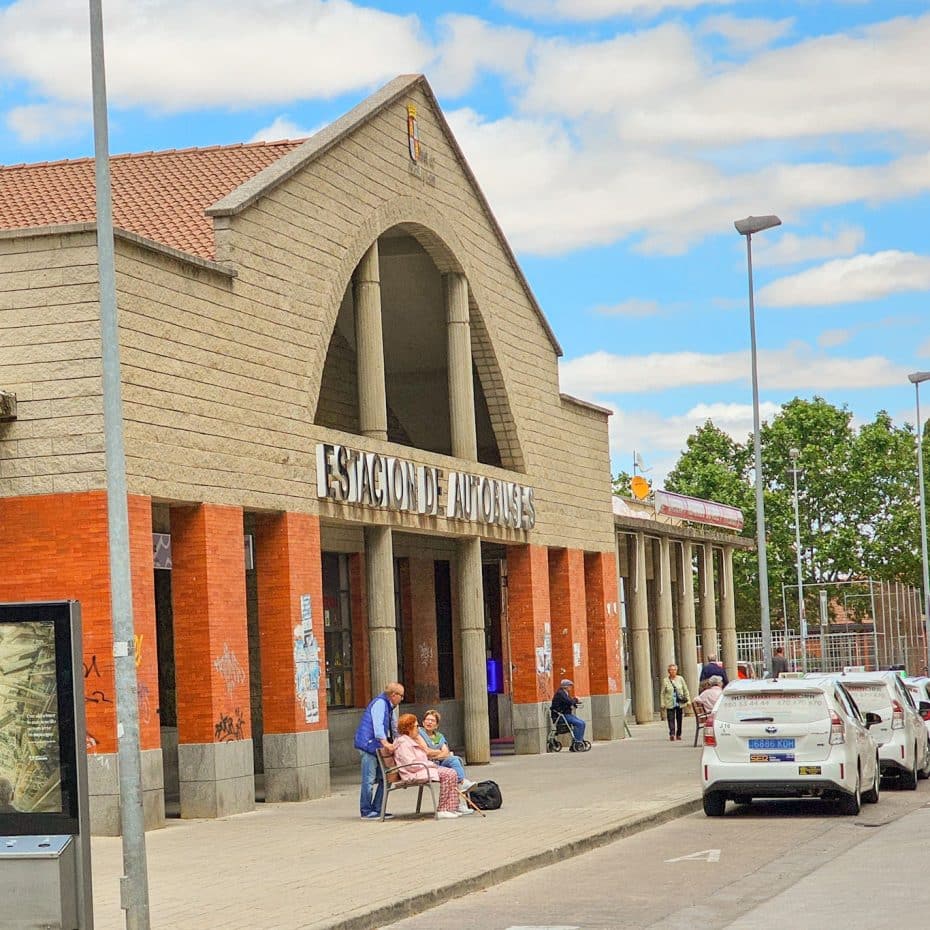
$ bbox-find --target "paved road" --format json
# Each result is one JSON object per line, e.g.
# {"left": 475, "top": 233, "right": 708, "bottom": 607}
{"left": 387, "top": 779, "right": 930, "bottom": 930}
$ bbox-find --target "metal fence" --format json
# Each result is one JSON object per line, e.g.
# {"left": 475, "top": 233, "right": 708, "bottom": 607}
{"left": 733, "top": 630, "right": 899, "bottom": 676}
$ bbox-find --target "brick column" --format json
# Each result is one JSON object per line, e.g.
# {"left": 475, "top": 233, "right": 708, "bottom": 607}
{"left": 408, "top": 558, "right": 439, "bottom": 706}
{"left": 254, "top": 512, "right": 330, "bottom": 802}
{"left": 584, "top": 550, "right": 623, "bottom": 740}
{"left": 0, "top": 490, "right": 164, "bottom": 835}
{"left": 548, "top": 548, "right": 591, "bottom": 734}
{"left": 508, "top": 544, "right": 552, "bottom": 754}
{"left": 172, "top": 503, "right": 254, "bottom": 819}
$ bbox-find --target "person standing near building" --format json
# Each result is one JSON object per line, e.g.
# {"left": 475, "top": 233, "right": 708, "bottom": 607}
{"left": 354, "top": 682, "right": 405, "bottom": 820}
{"left": 700, "top": 654, "right": 728, "bottom": 690}
{"left": 771, "top": 647, "right": 789, "bottom": 680}
{"left": 660, "top": 663, "right": 691, "bottom": 741}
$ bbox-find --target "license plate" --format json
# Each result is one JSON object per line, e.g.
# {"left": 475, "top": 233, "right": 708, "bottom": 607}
{"left": 749, "top": 738, "right": 795, "bottom": 750}
{"left": 799, "top": 766, "right": 822, "bottom": 775}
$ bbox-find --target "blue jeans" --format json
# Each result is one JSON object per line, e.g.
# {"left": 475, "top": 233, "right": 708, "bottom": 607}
{"left": 562, "top": 713, "right": 586, "bottom": 743}
{"left": 359, "top": 750, "right": 383, "bottom": 817}
{"left": 439, "top": 755, "right": 466, "bottom": 782}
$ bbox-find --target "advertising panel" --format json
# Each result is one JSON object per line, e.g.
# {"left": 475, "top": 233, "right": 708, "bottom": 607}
{"left": 0, "top": 602, "right": 80, "bottom": 836}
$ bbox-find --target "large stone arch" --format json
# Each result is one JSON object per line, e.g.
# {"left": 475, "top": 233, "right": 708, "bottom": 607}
{"left": 310, "top": 195, "right": 526, "bottom": 472}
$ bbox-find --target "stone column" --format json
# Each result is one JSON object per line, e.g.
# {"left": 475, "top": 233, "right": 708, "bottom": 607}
{"left": 457, "top": 536, "right": 490, "bottom": 763}
{"left": 655, "top": 536, "right": 675, "bottom": 675}
{"left": 630, "top": 532, "right": 654, "bottom": 723}
{"left": 365, "top": 525, "right": 397, "bottom": 694}
{"left": 254, "top": 512, "right": 330, "bottom": 802}
{"left": 719, "top": 546, "right": 738, "bottom": 682}
{"left": 698, "top": 542, "right": 718, "bottom": 668}
{"left": 353, "top": 241, "right": 387, "bottom": 441}
{"left": 676, "top": 540, "right": 699, "bottom": 700}
{"left": 445, "top": 272, "right": 477, "bottom": 460}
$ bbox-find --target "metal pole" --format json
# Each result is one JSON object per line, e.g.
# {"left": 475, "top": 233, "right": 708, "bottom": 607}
{"left": 745, "top": 232, "right": 773, "bottom": 673}
{"left": 89, "top": 2, "right": 151, "bottom": 927}
{"left": 914, "top": 383, "right": 930, "bottom": 678}
{"left": 791, "top": 452, "right": 808, "bottom": 672}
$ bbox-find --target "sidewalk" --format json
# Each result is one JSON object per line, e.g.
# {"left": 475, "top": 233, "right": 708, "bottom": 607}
{"left": 89, "top": 722, "right": 702, "bottom": 930}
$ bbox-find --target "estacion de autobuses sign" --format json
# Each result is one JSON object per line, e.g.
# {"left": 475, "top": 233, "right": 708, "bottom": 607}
{"left": 316, "top": 442, "right": 536, "bottom": 530}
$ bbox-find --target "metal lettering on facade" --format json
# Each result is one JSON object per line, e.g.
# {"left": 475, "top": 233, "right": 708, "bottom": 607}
{"left": 316, "top": 443, "right": 535, "bottom": 530}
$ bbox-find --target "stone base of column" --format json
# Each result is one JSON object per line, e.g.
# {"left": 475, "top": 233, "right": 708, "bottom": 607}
{"left": 264, "top": 730, "right": 331, "bottom": 802}
{"left": 512, "top": 701, "right": 550, "bottom": 754}
{"left": 590, "top": 693, "right": 625, "bottom": 741}
{"left": 178, "top": 740, "right": 255, "bottom": 819}
{"left": 87, "top": 748, "right": 166, "bottom": 836}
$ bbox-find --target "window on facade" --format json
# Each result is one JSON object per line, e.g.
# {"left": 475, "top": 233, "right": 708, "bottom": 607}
{"left": 322, "top": 552, "right": 353, "bottom": 708}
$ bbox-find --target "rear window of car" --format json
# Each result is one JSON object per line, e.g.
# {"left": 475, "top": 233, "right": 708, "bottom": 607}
{"left": 842, "top": 683, "right": 890, "bottom": 712}
{"left": 715, "top": 691, "right": 829, "bottom": 724}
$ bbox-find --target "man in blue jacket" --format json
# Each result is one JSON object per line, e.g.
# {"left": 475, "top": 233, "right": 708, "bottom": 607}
{"left": 550, "top": 679, "right": 586, "bottom": 747}
{"left": 354, "top": 681, "right": 405, "bottom": 819}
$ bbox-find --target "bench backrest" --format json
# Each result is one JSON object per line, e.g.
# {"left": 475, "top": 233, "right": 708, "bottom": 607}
{"left": 692, "top": 700, "right": 708, "bottom": 724}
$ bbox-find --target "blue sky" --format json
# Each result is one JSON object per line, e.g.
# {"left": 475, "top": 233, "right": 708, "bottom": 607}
{"left": 2, "top": 0, "right": 928, "bottom": 484}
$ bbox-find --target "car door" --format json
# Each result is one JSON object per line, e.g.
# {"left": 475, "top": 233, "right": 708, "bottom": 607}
{"left": 896, "top": 678, "right": 926, "bottom": 769}
{"left": 835, "top": 684, "right": 873, "bottom": 782}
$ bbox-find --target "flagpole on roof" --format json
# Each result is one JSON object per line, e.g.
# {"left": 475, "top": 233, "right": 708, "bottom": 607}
{"left": 89, "top": 1, "right": 151, "bottom": 928}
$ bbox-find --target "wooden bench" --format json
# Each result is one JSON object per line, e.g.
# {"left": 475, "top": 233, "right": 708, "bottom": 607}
{"left": 692, "top": 700, "right": 709, "bottom": 746}
{"left": 376, "top": 749, "right": 438, "bottom": 821}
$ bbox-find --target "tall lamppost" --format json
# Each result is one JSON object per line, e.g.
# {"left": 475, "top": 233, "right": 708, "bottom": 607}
{"left": 735, "top": 214, "right": 781, "bottom": 675}
{"left": 909, "top": 370, "right": 930, "bottom": 676}
{"left": 789, "top": 447, "right": 808, "bottom": 672}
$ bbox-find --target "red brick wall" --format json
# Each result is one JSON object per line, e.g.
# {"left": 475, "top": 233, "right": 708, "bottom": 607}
{"left": 508, "top": 544, "right": 552, "bottom": 704}
{"left": 409, "top": 557, "right": 439, "bottom": 706}
{"left": 585, "top": 551, "right": 622, "bottom": 696}
{"left": 254, "top": 512, "right": 326, "bottom": 734}
{"left": 0, "top": 491, "right": 159, "bottom": 753}
{"left": 548, "top": 548, "right": 590, "bottom": 697}
{"left": 171, "top": 504, "right": 250, "bottom": 745}
{"left": 349, "top": 552, "right": 370, "bottom": 707}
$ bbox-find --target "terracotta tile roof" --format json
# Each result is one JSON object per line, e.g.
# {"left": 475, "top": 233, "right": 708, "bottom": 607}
{"left": 0, "top": 140, "right": 304, "bottom": 261}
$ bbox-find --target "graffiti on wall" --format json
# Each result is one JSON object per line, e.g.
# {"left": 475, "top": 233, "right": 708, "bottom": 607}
{"left": 213, "top": 643, "right": 246, "bottom": 697}
{"left": 294, "top": 594, "right": 321, "bottom": 724}
{"left": 214, "top": 708, "right": 245, "bottom": 742}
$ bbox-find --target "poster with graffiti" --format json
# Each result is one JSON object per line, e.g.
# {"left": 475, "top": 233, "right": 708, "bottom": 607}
{"left": 294, "top": 595, "right": 321, "bottom": 723}
{"left": 0, "top": 621, "right": 62, "bottom": 814}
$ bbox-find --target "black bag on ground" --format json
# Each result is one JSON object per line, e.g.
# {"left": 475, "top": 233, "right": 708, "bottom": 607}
{"left": 468, "top": 780, "right": 502, "bottom": 810}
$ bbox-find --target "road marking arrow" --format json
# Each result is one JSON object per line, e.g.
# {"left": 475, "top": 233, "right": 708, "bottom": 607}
{"left": 665, "top": 848, "right": 721, "bottom": 863}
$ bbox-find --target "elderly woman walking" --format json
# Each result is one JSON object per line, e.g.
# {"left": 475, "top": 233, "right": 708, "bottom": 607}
{"left": 660, "top": 663, "right": 691, "bottom": 742}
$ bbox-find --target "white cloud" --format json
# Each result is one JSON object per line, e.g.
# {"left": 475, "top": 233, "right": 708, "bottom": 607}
{"left": 500, "top": 0, "right": 735, "bottom": 21}
{"left": 758, "top": 251, "right": 930, "bottom": 308}
{"left": 698, "top": 14, "right": 793, "bottom": 53}
{"left": 0, "top": 0, "right": 430, "bottom": 113}
{"left": 818, "top": 328, "right": 854, "bottom": 349}
{"left": 560, "top": 342, "right": 906, "bottom": 395}
{"left": 5, "top": 102, "right": 88, "bottom": 143}
{"left": 249, "top": 116, "right": 316, "bottom": 143}
{"left": 753, "top": 226, "right": 865, "bottom": 267}
{"left": 591, "top": 298, "right": 661, "bottom": 317}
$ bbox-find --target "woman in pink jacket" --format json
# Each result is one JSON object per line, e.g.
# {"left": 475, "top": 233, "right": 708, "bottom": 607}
{"left": 393, "top": 713, "right": 464, "bottom": 819}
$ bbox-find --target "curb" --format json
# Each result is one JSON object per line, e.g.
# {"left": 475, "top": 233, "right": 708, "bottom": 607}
{"left": 317, "top": 795, "right": 702, "bottom": 930}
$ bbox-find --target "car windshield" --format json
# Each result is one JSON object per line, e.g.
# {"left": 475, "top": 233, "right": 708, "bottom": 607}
{"left": 841, "top": 683, "right": 889, "bottom": 712}
{"left": 715, "top": 691, "right": 829, "bottom": 724}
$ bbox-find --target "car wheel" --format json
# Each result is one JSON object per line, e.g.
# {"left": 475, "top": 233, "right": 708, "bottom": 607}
{"left": 703, "top": 791, "right": 726, "bottom": 817}
{"left": 919, "top": 740, "right": 930, "bottom": 779}
{"left": 734, "top": 797, "right": 752, "bottom": 806}
{"left": 903, "top": 749, "right": 919, "bottom": 791}
{"left": 839, "top": 770, "right": 861, "bottom": 815}
{"left": 863, "top": 756, "right": 881, "bottom": 804}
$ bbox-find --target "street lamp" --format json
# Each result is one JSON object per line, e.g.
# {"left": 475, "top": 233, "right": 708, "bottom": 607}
{"left": 909, "top": 370, "right": 930, "bottom": 676}
{"left": 735, "top": 214, "right": 782, "bottom": 675}
{"left": 789, "top": 448, "right": 808, "bottom": 672}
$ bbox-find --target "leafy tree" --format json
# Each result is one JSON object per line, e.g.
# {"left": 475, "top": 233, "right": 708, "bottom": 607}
{"left": 612, "top": 470, "right": 634, "bottom": 497}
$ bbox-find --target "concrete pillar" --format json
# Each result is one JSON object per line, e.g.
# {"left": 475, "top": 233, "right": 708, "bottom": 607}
{"left": 630, "top": 532, "right": 654, "bottom": 723}
{"left": 508, "top": 544, "right": 553, "bottom": 753}
{"left": 584, "top": 551, "right": 624, "bottom": 740}
{"left": 676, "top": 540, "right": 699, "bottom": 700}
{"left": 353, "top": 241, "right": 387, "bottom": 441}
{"left": 445, "top": 272, "right": 477, "bottom": 460}
{"left": 720, "top": 546, "right": 738, "bottom": 682}
{"left": 172, "top": 504, "right": 254, "bottom": 820}
{"left": 698, "top": 542, "right": 718, "bottom": 666}
{"left": 254, "top": 512, "right": 330, "bottom": 802}
{"left": 365, "top": 525, "right": 397, "bottom": 693}
{"left": 457, "top": 537, "right": 490, "bottom": 763}
{"left": 655, "top": 536, "right": 675, "bottom": 674}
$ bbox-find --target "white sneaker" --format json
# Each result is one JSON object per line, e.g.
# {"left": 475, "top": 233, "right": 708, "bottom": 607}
{"left": 459, "top": 779, "right": 475, "bottom": 791}
{"left": 457, "top": 803, "right": 474, "bottom": 815}
{"left": 437, "top": 810, "right": 461, "bottom": 819}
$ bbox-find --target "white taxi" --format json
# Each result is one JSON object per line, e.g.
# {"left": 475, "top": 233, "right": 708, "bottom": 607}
{"left": 701, "top": 677, "right": 881, "bottom": 816}
{"left": 904, "top": 676, "right": 930, "bottom": 741}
